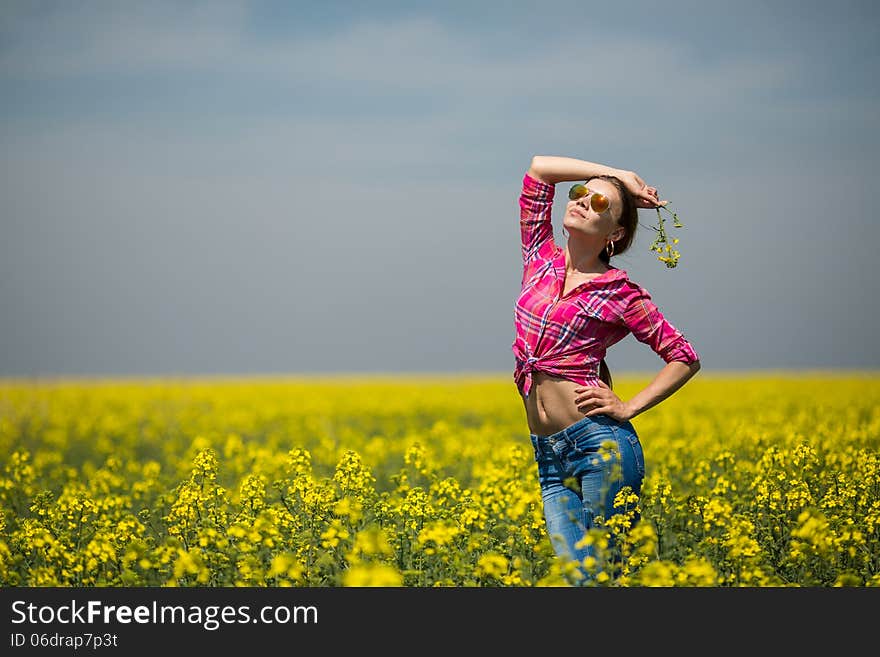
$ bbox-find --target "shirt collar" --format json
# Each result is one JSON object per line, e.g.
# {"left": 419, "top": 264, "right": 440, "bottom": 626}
{"left": 552, "top": 250, "right": 628, "bottom": 284}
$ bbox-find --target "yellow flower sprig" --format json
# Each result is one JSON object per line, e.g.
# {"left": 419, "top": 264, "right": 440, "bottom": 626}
{"left": 648, "top": 203, "right": 684, "bottom": 268}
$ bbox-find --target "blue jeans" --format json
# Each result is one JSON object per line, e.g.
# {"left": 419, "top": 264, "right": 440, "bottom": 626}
{"left": 530, "top": 414, "right": 645, "bottom": 583}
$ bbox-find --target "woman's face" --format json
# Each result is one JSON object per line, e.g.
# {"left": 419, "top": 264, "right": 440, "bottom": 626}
{"left": 562, "top": 178, "right": 625, "bottom": 242}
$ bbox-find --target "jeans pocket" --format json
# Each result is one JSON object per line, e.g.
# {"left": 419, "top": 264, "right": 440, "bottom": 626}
{"left": 570, "top": 423, "right": 614, "bottom": 456}
{"left": 549, "top": 435, "right": 580, "bottom": 473}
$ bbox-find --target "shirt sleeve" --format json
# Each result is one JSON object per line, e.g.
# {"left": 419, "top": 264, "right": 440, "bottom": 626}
{"left": 620, "top": 282, "right": 700, "bottom": 365}
{"left": 519, "top": 173, "right": 557, "bottom": 270}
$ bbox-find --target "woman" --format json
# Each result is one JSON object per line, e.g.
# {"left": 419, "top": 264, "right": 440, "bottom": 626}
{"left": 514, "top": 155, "right": 701, "bottom": 583}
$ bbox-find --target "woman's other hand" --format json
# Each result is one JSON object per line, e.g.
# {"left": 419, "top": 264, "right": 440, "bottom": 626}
{"left": 574, "top": 380, "right": 632, "bottom": 422}
{"left": 613, "top": 169, "right": 667, "bottom": 209}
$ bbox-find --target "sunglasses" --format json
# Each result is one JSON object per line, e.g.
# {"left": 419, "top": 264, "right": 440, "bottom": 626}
{"left": 568, "top": 183, "right": 612, "bottom": 214}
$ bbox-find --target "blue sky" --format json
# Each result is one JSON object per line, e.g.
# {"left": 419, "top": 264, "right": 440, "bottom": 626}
{"left": 1, "top": 0, "right": 878, "bottom": 377}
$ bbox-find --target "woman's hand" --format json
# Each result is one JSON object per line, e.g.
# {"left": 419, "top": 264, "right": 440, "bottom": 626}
{"left": 574, "top": 380, "right": 632, "bottom": 422}
{"left": 613, "top": 169, "right": 667, "bottom": 209}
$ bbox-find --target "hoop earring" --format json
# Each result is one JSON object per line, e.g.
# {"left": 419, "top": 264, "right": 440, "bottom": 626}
{"left": 606, "top": 240, "right": 615, "bottom": 258}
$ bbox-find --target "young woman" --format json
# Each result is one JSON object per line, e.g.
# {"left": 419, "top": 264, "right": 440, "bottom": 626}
{"left": 514, "top": 155, "right": 701, "bottom": 583}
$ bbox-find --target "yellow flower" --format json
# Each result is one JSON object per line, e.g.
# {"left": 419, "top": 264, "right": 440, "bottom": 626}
{"left": 343, "top": 564, "right": 404, "bottom": 587}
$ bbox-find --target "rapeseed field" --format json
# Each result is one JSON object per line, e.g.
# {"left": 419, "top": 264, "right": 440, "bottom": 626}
{"left": 1, "top": 371, "right": 877, "bottom": 587}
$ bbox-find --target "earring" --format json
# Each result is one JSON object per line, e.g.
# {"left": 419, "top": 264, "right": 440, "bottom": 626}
{"left": 606, "top": 240, "right": 615, "bottom": 258}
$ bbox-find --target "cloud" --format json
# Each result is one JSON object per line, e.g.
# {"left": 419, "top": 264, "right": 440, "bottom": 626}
{"left": 1, "top": 1, "right": 800, "bottom": 112}
{"left": 0, "top": 1, "right": 250, "bottom": 76}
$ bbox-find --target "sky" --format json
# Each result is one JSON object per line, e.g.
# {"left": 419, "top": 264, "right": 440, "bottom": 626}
{"left": 1, "top": 0, "right": 879, "bottom": 379}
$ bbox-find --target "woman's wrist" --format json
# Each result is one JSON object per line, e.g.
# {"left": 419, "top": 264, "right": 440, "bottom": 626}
{"left": 621, "top": 400, "right": 639, "bottom": 421}
{"left": 605, "top": 166, "right": 629, "bottom": 181}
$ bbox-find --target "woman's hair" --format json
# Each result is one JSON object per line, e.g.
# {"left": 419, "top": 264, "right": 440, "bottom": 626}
{"left": 592, "top": 174, "right": 639, "bottom": 391}
{"left": 598, "top": 359, "right": 613, "bottom": 390}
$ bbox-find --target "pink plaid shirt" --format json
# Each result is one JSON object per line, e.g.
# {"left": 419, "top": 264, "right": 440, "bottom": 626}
{"left": 513, "top": 173, "right": 700, "bottom": 397}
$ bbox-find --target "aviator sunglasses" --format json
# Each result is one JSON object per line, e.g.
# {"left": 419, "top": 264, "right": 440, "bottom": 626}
{"left": 568, "top": 183, "right": 611, "bottom": 214}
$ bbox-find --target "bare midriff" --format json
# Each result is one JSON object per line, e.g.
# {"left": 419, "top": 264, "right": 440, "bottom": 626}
{"left": 520, "top": 372, "right": 595, "bottom": 436}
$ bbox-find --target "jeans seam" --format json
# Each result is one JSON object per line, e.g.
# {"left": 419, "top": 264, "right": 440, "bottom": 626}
{"left": 617, "top": 428, "right": 644, "bottom": 479}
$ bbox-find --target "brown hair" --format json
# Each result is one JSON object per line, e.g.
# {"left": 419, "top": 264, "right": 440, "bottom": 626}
{"left": 591, "top": 174, "right": 639, "bottom": 391}
{"left": 599, "top": 359, "right": 614, "bottom": 389}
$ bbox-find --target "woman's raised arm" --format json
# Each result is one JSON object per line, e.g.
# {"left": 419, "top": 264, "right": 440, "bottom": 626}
{"left": 528, "top": 155, "right": 663, "bottom": 208}
{"left": 527, "top": 155, "right": 620, "bottom": 185}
